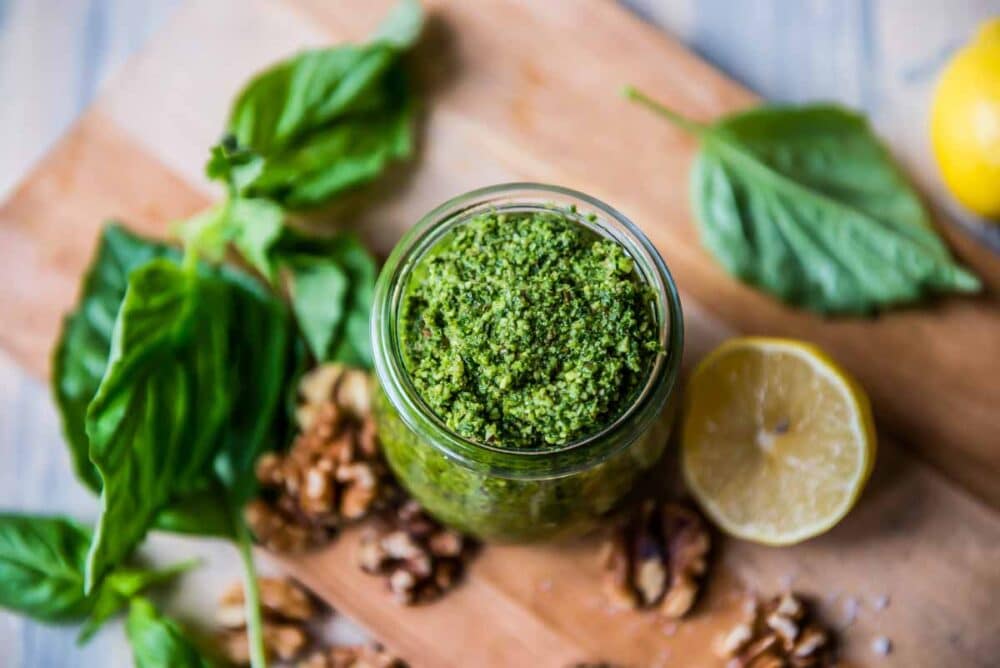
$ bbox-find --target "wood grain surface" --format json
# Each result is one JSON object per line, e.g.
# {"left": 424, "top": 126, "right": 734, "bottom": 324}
{"left": 0, "top": 0, "right": 998, "bottom": 666}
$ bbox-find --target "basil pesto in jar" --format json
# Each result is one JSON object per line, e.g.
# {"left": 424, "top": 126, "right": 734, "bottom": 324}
{"left": 371, "top": 184, "right": 683, "bottom": 541}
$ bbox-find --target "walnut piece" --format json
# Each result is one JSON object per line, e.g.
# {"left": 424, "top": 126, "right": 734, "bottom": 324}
{"left": 357, "top": 500, "right": 476, "bottom": 606}
{"left": 718, "top": 592, "right": 838, "bottom": 668}
{"left": 299, "top": 643, "right": 405, "bottom": 668}
{"left": 599, "top": 500, "right": 711, "bottom": 619}
{"left": 246, "top": 365, "right": 394, "bottom": 552}
{"left": 216, "top": 577, "right": 410, "bottom": 667}
{"left": 217, "top": 577, "right": 316, "bottom": 628}
{"left": 216, "top": 578, "right": 319, "bottom": 665}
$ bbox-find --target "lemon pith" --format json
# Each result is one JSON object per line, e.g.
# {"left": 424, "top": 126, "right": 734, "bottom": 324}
{"left": 681, "top": 338, "right": 875, "bottom": 546}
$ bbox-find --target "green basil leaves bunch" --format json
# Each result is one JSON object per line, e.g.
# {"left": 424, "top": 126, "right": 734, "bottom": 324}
{"left": 25, "top": 2, "right": 426, "bottom": 666}
{"left": 624, "top": 86, "right": 980, "bottom": 314}
{"left": 184, "top": 0, "right": 422, "bottom": 365}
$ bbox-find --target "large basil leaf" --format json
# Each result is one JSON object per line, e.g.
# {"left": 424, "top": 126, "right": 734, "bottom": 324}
{"left": 84, "top": 255, "right": 294, "bottom": 587}
{"left": 127, "top": 598, "right": 216, "bottom": 668}
{"left": 53, "top": 224, "right": 178, "bottom": 491}
{"left": 84, "top": 259, "right": 233, "bottom": 589}
{"left": 0, "top": 514, "right": 93, "bottom": 622}
{"left": 210, "top": 264, "right": 295, "bottom": 503}
{"left": 0, "top": 513, "right": 189, "bottom": 633}
{"left": 207, "top": 0, "right": 422, "bottom": 208}
{"left": 626, "top": 88, "right": 980, "bottom": 313}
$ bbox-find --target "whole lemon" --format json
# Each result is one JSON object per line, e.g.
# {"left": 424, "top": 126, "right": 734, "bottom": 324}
{"left": 931, "top": 18, "right": 1000, "bottom": 220}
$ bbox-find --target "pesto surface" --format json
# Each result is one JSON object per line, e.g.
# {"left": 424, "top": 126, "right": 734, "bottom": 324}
{"left": 400, "top": 209, "right": 659, "bottom": 449}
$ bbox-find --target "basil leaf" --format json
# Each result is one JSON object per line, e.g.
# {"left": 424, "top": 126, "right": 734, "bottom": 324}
{"left": 78, "top": 559, "right": 197, "bottom": 644}
{"left": 311, "top": 235, "right": 377, "bottom": 368}
{"left": 0, "top": 513, "right": 190, "bottom": 637}
{"left": 84, "top": 254, "right": 295, "bottom": 587}
{"left": 0, "top": 514, "right": 92, "bottom": 622}
{"left": 53, "top": 224, "right": 179, "bottom": 491}
{"left": 626, "top": 88, "right": 981, "bottom": 313}
{"left": 84, "top": 259, "right": 234, "bottom": 590}
{"left": 208, "top": 0, "right": 422, "bottom": 208}
{"left": 127, "top": 598, "right": 216, "bottom": 668}
{"left": 210, "top": 264, "right": 296, "bottom": 503}
{"left": 285, "top": 253, "right": 349, "bottom": 363}
{"left": 277, "top": 232, "right": 377, "bottom": 366}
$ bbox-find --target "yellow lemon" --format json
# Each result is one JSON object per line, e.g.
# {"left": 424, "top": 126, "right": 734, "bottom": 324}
{"left": 681, "top": 338, "right": 875, "bottom": 545}
{"left": 931, "top": 18, "right": 1000, "bottom": 219}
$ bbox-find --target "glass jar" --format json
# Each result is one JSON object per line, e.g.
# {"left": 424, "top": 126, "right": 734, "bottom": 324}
{"left": 371, "top": 183, "right": 683, "bottom": 542}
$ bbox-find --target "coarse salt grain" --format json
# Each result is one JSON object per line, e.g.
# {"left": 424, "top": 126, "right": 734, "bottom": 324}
{"left": 872, "top": 636, "right": 892, "bottom": 656}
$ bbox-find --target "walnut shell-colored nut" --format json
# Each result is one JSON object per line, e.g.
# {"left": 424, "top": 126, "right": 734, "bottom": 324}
{"left": 433, "top": 559, "right": 460, "bottom": 590}
{"left": 358, "top": 531, "right": 390, "bottom": 574}
{"left": 388, "top": 568, "right": 418, "bottom": 605}
{"left": 299, "top": 364, "right": 346, "bottom": 407}
{"left": 220, "top": 623, "right": 309, "bottom": 664}
{"left": 660, "top": 575, "right": 698, "bottom": 619}
{"left": 358, "top": 416, "right": 379, "bottom": 459}
{"left": 336, "top": 369, "right": 371, "bottom": 418}
{"left": 301, "top": 467, "right": 336, "bottom": 515}
{"left": 746, "top": 652, "right": 784, "bottom": 668}
{"left": 791, "top": 625, "right": 828, "bottom": 658}
{"left": 635, "top": 554, "right": 668, "bottom": 607}
{"left": 218, "top": 578, "right": 315, "bottom": 625}
{"left": 774, "top": 591, "right": 805, "bottom": 620}
{"left": 766, "top": 610, "right": 800, "bottom": 646}
{"left": 600, "top": 533, "right": 637, "bottom": 610}
{"left": 381, "top": 531, "right": 423, "bottom": 561}
{"left": 427, "top": 530, "right": 464, "bottom": 558}
{"left": 716, "top": 622, "right": 754, "bottom": 658}
{"left": 244, "top": 501, "right": 312, "bottom": 553}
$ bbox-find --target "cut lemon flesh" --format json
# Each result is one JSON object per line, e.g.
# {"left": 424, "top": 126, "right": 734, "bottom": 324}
{"left": 682, "top": 338, "right": 875, "bottom": 545}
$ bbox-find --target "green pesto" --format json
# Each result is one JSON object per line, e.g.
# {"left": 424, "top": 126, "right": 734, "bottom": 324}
{"left": 399, "top": 210, "right": 660, "bottom": 450}
{"left": 374, "top": 385, "right": 674, "bottom": 541}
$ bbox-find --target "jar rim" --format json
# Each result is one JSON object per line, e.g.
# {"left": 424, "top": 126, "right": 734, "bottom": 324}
{"left": 371, "top": 183, "right": 684, "bottom": 476}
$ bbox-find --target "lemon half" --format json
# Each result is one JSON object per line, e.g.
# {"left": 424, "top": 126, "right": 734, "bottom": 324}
{"left": 681, "top": 338, "right": 875, "bottom": 546}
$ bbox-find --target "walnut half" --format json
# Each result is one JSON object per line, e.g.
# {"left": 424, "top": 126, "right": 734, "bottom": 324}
{"left": 357, "top": 500, "right": 476, "bottom": 605}
{"left": 216, "top": 578, "right": 318, "bottom": 665}
{"left": 600, "top": 500, "right": 711, "bottom": 619}
{"left": 717, "top": 592, "right": 838, "bottom": 668}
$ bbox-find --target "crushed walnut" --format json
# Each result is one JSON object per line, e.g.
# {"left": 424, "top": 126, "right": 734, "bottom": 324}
{"left": 600, "top": 500, "right": 711, "bottom": 619}
{"left": 217, "top": 578, "right": 320, "bottom": 665}
{"left": 216, "top": 577, "right": 407, "bottom": 667}
{"left": 716, "top": 592, "right": 838, "bottom": 667}
{"left": 297, "top": 643, "right": 405, "bottom": 668}
{"left": 246, "top": 365, "right": 395, "bottom": 552}
{"left": 357, "top": 499, "right": 476, "bottom": 605}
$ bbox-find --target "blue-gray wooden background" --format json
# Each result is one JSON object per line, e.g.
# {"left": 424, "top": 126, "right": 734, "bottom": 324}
{"left": 0, "top": 1, "right": 995, "bottom": 665}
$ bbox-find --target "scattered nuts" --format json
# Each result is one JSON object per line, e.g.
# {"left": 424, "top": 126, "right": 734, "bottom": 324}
{"left": 246, "top": 365, "right": 395, "bottom": 552}
{"left": 357, "top": 500, "right": 476, "bottom": 606}
{"left": 600, "top": 500, "right": 711, "bottom": 619}
{"left": 217, "top": 578, "right": 316, "bottom": 627}
{"left": 216, "top": 578, "right": 319, "bottom": 665}
{"left": 298, "top": 643, "right": 406, "bottom": 668}
{"left": 719, "top": 592, "right": 838, "bottom": 667}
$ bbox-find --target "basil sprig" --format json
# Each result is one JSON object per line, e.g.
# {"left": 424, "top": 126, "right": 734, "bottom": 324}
{"left": 207, "top": 0, "right": 421, "bottom": 208}
{"left": 34, "top": 2, "right": 424, "bottom": 665}
{"left": 0, "top": 514, "right": 192, "bottom": 642}
{"left": 625, "top": 87, "right": 980, "bottom": 314}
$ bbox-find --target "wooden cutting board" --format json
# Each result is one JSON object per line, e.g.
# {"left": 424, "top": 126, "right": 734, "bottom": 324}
{"left": 1, "top": 1, "right": 998, "bottom": 665}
